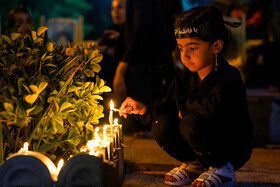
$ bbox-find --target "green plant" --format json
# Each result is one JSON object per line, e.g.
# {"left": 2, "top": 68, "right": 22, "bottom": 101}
{"left": 0, "top": 26, "right": 111, "bottom": 164}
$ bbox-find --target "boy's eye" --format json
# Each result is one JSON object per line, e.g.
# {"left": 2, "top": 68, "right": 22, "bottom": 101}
{"left": 190, "top": 47, "right": 196, "bottom": 51}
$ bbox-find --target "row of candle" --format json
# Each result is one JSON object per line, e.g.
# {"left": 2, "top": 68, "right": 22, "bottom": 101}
{"left": 81, "top": 99, "right": 122, "bottom": 162}
{"left": 14, "top": 99, "right": 123, "bottom": 181}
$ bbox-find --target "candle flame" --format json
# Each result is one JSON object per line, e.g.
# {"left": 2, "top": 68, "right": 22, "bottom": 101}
{"left": 57, "top": 159, "right": 64, "bottom": 174}
{"left": 87, "top": 139, "right": 99, "bottom": 148}
{"left": 89, "top": 150, "right": 95, "bottom": 155}
{"left": 80, "top": 146, "right": 88, "bottom": 152}
{"left": 94, "top": 151, "right": 100, "bottom": 156}
{"left": 113, "top": 118, "right": 118, "bottom": 124}
{"left": 57, "top": 159, "right": 64, "bottom": 169}
{"left": 23, "top": 142, "right": 29, "bottom": 151}
{"left": 110, "top": 100, "right": 114, "bottom": 110}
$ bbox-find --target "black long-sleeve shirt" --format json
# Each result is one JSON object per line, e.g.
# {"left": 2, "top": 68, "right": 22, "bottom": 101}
{"left": 140, "top": 59, "right": 255, "bottom": 162}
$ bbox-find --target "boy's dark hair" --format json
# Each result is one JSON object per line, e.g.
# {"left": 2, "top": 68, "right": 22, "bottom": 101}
{"left": 174, "top": 6, "right": 228, "bottom": 48}
{"left": 8, "top": 5, "right": 32, "bottom": 28}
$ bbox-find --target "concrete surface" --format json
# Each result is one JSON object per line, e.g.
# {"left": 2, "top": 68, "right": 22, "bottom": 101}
{"left": 121, "top": 135, "right": 280, "bottom": 187}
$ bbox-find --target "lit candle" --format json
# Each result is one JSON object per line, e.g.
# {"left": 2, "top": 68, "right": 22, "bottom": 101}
{"left": 103, "top": 125, "right": 107, "bottom": 141}
{"left": 100, "top": 140, "right": 111, "bottom": 161}
{"left": 56, "top": 159, "right": 64, "bottom": 176}
{"left": 23, "top": 142, "right": 28, "bottom": 151}
{"left": 87, "top": 139, "right": 98, "bottom": 155}
{"left": 95, "top": 127, "right": 101, "bottom": 143}
{"left": 113, "top": 119, "right": 119, "bottom": 147}
{"left": 18, "top": 142, "right": 29, "bottom": 153}
{"left": 109, "top": 100, "right": 114, "bottom": 134}
{"left": 113, "top": 118, "right": 118, "bottom": 126}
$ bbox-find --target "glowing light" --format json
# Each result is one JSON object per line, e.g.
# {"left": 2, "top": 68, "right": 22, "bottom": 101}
{"left": 110, "top": 100, "right": 114, "bottom": 111}
{"left": 56, "top": 159, "right": 64, "bottom": 175}
{"left": 23, "top": 142, "right": 29, "bottom": 151}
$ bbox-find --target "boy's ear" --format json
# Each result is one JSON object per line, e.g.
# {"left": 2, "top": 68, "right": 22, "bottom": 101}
{"left": 212, "top": 40, "right": 223, "bottom": 54}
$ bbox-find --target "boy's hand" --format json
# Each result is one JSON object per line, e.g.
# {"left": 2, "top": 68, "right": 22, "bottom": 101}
{"left": 119, "top": 97, "right": 147, "bottom": 118}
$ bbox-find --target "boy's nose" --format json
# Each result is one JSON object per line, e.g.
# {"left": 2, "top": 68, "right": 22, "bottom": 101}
{"left": 182, "top": 50, "right": 190, "bottom": 60}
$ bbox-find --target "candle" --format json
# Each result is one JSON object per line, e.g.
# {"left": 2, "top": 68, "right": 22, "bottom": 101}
{"left": 56, "top": 159, "right": 64, "bottom": 176}
{"left": 23, "top": 142, "right": 28, "bottom": 151}
{"left": 113, "top": 119, "right": 123, "bottom": 148}
{"left": 100, "top": 140, "right": 111, "bottom": 161}
{"left": 18, "top": 142, "right": 29, "bottom": 153}
{"left": 95, "top": 127, "right": 101, "bottom": 143}
{"left": 113, "top": 118, "right": 118, "bottom": 126}
{"left": 87, "top": 139, "right": 98, "bottom": 155}
{"left": 103, "top": 125, "right": 107, "bottom": 141}
{"left": 109, "top": 100, "right": 114, "bottom": 134}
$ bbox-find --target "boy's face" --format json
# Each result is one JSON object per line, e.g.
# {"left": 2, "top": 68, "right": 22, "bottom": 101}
{"left": 176, "top": 37, "right": 215, "bottom": 75}
{"left": 14, "top": 12, "right": 31, "bottom": 34}
{"left": 111, "top": 0, "right": 126, "bottom": 24}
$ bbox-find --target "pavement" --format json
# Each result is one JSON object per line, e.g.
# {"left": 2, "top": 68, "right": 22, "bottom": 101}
{"left": 121, "top": 134, "right": 280, "bottom": 187}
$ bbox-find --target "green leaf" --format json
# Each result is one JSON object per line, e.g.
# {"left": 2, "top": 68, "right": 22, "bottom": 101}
{"left": 23, "top": 84, "right": 31, "bottom": 93}
{"left": 93, "top": 53, "right": 103, "bottom": 63}
{"left": 54, "top": 99, "right": 60, "bottom": 112}
{"left": 44, "top": 63, "right": 57, "bottom": 67}
{"left": 31, "top": 31, "right": 37, "bottom": 41}
{"left": 37, "top": 82, "right": 48, "bottom": 93}
{"left": 37, "top": 26, "right": 48, "bottom": 36}
{"left": 60, "top": 102, "right": 73, "bottom": 112}
{"left": 99, "top": 86, "right": 111, "bottom": 93}
{"left": 1, "top": 35, "right": 11, "bottom": 44}
{"left": 51, "top": 117, "right": 64, "bottom": 133}
{"left": 10, "top": 64, "right": 17, "bottom": 71}
{"left": 26, "top": 106, "right": 36, "bottom": 116}
{"left": 16, "top": 52, "right": 24, "bottom": 57}
{"left": 29, "top": 105, "right": 43, "bottom": 115}
{"left": 41, "top": 52, "right": 47, "bottom": 60}
{"left": 85, "top": 123, "right": 94, "bottom": 131}
{"left": 32, "top": 48, "right": 40, "bottom": 55}
{"left": 83, "top": 69, "right": 95, "bottom": 77}
{"left": 67, "top": 85, "right": 81, "bottom": 93}
{"left": 11, "top": 33, "right": 21, "bottom": 41}
{"left": 89, "top": 95, "right": 103, "bottom": 101}
{"left": 0, "top": 111, "right": 14, "bottom": 120}
{"left": 43, "top": 56, "right": 53, "bottom": 61}
{"left": 34, "top": 38, "right": 43, "bottom": 43}
{"left": 29, "top": 85, "right": 39, "bottom": 94}
{"left": 46, "top": 42, "right": 54, "bottom": 52}
{"left": 87, "top": 49, "right": 96, "bottom": 60}
{"left": 77, "top": 121, "right": 84, "bottom": 128}
{"left": 38, "top": 141, "right": 62, "bottom": 152}
{"left": 89, "top": 63, "right": 101, "bottom": 73}
{"left": 67, "top": 127, "right": 80, "bottom": 146}
{"left": 4, "top": 103, "right": 14, "bottom": 112}
{"left": 83, "top": 82, "right": 91, "bottom": 89}
{"left": 25, "top": 94, "right": 38, "bottom": 104}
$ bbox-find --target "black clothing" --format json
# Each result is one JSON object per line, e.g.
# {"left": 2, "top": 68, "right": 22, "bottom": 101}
{"left": 244, "top": 41, "right": 280, "bottom": 88}
{"left": 120, "top": 0, "right": 182, "bottom": 134}
{"left": 98, "top": 24, "right": 125, "bottom": 88}
{"left": 123, "top": 0, "right": 182, "bottom": 103}
{"left": 140, "top": 58, "right": 255, "bottom": 170}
